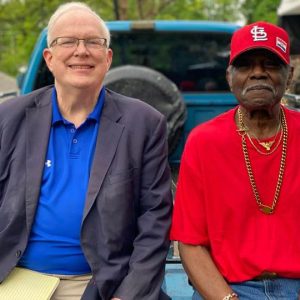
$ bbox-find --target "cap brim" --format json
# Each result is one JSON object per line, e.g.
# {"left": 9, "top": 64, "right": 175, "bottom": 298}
{"left": 230, "top": 45, "right": 289, "bottom": 65}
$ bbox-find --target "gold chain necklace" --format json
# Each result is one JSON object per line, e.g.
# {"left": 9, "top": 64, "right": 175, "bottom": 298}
{"left": 249, "top": 120, "right": 282, "bottom": 153}
{"left": 246, "top": 129, "right": 283, "bottom": 156}
{"left": 237, "top": 106, "right": 288, "bottom": 214}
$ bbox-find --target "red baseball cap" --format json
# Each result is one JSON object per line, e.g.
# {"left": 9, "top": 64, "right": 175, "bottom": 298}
{"left": 229, "top": 21, "right": 290, "bottom": 65}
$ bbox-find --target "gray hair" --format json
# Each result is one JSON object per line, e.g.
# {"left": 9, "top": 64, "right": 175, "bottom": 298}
{"left": 47, "top": 2, "right": 110, "bottom": 47}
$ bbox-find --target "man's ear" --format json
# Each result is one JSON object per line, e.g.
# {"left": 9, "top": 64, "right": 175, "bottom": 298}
{"left": 286, "top": 65, "right": 294, "bottom": 90}
{"left": 226, "top": 66, "right": 233, "bottom": 91}
{"left": 106, "top": 48, "right": 113, "bottom": 72}
{"left": 43, "top": 48, "right": 54, "bottom": 72}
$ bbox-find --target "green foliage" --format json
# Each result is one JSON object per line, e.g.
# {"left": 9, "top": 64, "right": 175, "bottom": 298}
{"left": 0, "top": 0, "right": 68, "bottom": 75}
{"left": 201, "top": 0, "right": 242, "bottom": 22}
{"left": 241, "top": 0, "right": 281, "bottom": 24}
{"left": 156, "top": 0, "right": 206, "bottom": 20}
{"left": 252, "top": 0, "right": 281, "bottom": 24}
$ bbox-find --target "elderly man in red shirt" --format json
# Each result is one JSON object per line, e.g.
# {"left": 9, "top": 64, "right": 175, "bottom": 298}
{"left": 171, "top": 21, "right": 300, "bottom": 300}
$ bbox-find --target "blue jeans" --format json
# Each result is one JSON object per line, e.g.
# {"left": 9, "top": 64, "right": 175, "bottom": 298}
{"left": 192, "top": 279, "right": 300, "bottom": 300}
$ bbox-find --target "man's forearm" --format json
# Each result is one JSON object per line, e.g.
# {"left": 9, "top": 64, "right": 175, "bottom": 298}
{"left": 179, "top": 243, "right": 237, "bottom": 300}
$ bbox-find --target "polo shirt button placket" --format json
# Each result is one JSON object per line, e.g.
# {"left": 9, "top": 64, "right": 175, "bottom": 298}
{"left": 16, "top": 250, "right": 22, "bottom": 258}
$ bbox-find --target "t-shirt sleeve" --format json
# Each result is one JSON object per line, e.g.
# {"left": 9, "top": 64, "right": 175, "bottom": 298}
{"left": 170, "top": 129, "right": 209, "bottom": 245}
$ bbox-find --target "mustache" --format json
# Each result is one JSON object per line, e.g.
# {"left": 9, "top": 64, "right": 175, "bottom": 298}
{"left": 242, "top": 84, "right": 276, "bottom": 96}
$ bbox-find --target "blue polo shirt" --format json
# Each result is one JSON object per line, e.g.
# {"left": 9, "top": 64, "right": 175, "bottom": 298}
{"left": 19, "top": 87, "right": 105, "bottom": 274}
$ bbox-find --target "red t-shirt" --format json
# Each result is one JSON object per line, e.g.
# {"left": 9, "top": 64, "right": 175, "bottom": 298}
{"left": 170, "top": 106, "right": 300, "bottom": 282}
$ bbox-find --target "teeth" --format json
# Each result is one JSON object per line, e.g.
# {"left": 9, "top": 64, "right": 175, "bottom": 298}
{"left": 70, "top": 65, "right": 91, "bottom": 69}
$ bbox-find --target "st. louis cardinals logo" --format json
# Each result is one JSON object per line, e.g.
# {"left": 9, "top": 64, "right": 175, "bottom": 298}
{"left": 250, "top": 26, "right": 268, "bottom": 41}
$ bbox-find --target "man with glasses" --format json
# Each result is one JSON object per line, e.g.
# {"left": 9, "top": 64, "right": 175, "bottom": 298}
{"left": 0, "top": 2, "right": 172, "bottom": 300}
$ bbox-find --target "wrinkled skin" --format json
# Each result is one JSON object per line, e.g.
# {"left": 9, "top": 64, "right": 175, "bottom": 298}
{"left": 227, "top": 49, "right": 293, "bottom": 114}
{"left": 227, "top": 49, "right": 294, "bottom": 138}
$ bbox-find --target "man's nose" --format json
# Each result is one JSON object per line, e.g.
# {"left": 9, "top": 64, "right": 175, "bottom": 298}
{"left": 75, "top": 40, "right": 89, "bottom": 54}
{"left": 251, "top": 63, "right": 267, "bottom": 77}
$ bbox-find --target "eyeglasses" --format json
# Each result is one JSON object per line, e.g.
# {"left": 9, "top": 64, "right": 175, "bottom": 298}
{"left": 50, "top": 37, "right": 107, "bottom": 49}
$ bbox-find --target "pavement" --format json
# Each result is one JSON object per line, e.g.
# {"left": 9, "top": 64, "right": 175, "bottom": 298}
{"left": 0, "top": 71, "right": 18, "bottom": 102}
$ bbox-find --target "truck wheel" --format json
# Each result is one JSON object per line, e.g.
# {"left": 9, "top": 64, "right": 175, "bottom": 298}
{"left": 104, "top": 65, "right": 187, "bottom": 155}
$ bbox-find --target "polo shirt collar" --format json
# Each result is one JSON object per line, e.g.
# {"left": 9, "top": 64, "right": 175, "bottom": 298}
{"left": 51, "top": 87, "right": 105, "bottom": 125}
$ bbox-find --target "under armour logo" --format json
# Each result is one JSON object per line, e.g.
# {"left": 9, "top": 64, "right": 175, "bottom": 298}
{"left": 45, "top": 160, "right": 52, "bottom": 167}
{"left": 250, "top": 26, "right": 268, "bottom": 41}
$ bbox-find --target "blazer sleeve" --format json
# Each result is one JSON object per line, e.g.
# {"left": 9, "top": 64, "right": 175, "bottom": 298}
{"left": 112, "top": 114, "right": 173, "bottom": 300}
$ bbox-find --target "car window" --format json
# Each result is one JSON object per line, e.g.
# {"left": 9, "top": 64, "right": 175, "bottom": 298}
{"left": 111, "top": 31, "right": 232, "bottom": 92}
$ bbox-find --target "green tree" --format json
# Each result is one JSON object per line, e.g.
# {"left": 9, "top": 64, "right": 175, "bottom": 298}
{"left": 241, "top": 0, "right": 281, "bottom": 24}
{"left": 112, "top": 0, "right": 186, "bottom": 20}
{"left": 202, "top": 0, "right": 242, "bottom": 22}
{"left": 156, "top": 0, "right": 206, "bottom": 20}
{"left": 0, "top": 0, "right": 67, "bottom": 74}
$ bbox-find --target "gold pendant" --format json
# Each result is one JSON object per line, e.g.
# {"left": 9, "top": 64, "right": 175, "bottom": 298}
{"left": 259, "top": 204, "right": 273, "bottom": 214}
{"left": 259, "top": 141, "right": 274, "bottom": 151}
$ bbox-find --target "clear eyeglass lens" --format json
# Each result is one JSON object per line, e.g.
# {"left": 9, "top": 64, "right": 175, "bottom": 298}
{"left": 55, "top": 37, "right": 106, "bottom": 49}
{"left": 59, "top": 38, "right": 77, "bottom": 47}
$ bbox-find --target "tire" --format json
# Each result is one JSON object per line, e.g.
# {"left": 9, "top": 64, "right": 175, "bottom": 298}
{"left": 104, "top": 65, "right": 187, "bottom": 155}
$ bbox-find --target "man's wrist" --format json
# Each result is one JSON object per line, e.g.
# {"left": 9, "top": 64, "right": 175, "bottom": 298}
{"left": 222, "top": 292, "right": 238, "bottom": 300}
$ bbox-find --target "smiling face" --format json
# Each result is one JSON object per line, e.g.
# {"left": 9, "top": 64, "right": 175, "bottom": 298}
{"left": 43, "top": 9, "right": 112, "bottom": 93}
{"left": 227, "top": 49, "right": 293, "bottom": 111}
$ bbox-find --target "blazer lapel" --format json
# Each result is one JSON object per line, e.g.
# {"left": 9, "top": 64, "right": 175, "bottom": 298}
{"left": 25, "top": 93, "right": 52, "bottom": 231}
{"left": 83, "top": 91, "right": 124, "bottom": 220}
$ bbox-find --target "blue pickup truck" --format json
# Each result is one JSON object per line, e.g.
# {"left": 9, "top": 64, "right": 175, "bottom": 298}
{"left": 17, "top": 20, "right": 239, "bottom": 299}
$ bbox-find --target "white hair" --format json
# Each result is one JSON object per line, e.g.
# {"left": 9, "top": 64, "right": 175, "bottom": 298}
{"left": 47, "top": 2, "right": 110, "bottom": 47}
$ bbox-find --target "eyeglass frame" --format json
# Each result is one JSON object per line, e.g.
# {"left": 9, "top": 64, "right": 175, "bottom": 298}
{"left": 49, "top": 37, "right": 108, "bottom": 49}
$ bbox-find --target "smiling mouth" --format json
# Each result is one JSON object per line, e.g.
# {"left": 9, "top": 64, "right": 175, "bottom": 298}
{"left": 69, "top": 65, "right": 93, "bottom": 69}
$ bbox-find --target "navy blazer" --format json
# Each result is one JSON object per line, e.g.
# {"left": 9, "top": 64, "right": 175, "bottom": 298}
{"left": 0, "top": 86, "right": 172, "bottom": 299}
